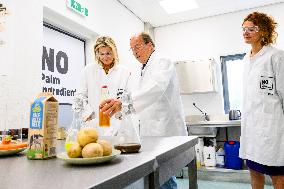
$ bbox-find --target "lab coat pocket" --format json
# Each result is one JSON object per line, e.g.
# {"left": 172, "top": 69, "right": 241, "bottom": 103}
{"left": 258, "top": 72, "right": 275, "bottom": 96}
{"left": 152, "top": 106, "right": 170, "bottom": 136}
{"left": 255, "top": 112, "right": 277, "bottom": 138}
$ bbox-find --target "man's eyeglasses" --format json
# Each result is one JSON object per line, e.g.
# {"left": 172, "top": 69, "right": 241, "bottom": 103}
{"left": 130, "top": 44, "right": 144, "bottom": 51}
{"left": 242, "top": 26, "right": 259, "bottom": 33}
{"left": 98, "top": 52, "right": 113, "bottom": 57}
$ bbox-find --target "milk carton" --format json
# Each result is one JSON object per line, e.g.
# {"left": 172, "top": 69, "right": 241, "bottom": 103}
{"left": 27, "top": 92, "right": 58, "bottom": 159}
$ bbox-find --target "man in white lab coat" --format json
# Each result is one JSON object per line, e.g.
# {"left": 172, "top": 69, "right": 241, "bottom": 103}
{"left": 100, "top": 32, "right": 188, "bottom": 189}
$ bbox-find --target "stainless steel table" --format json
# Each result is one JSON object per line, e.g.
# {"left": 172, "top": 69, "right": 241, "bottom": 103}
{"left": 0, "top": 136, "right": 198, "bottom": 189}
{"left": 140, "top": 136, "right": 198, "bottom": 189}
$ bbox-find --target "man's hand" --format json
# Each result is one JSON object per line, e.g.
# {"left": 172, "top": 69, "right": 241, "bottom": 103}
{"left": 85, "top": 116, "right": 92, "bottom": 122}
{"left": 99, "top": 99, "right": 122, "bottom": 117}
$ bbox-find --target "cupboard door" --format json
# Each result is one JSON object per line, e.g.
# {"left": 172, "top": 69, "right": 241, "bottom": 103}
{"left": 175, "top": 59, "right": 217, "bottom": 94}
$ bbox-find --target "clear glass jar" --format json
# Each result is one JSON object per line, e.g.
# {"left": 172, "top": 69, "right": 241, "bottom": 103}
{"left": 65, "top": 112, "right": 82, "bottom": 151}
{"left": 113, "top": 92, "right": 141, "bottom": 153}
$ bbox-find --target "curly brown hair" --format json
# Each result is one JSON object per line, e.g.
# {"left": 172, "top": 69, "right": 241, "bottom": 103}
{"left": 243, "top": 12, "right": 278, "bottom": 46}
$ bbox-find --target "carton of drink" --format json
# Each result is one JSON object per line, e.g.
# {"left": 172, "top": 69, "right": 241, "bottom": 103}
{"left": 27, "top": 92, "right": 58, "bottom": 159}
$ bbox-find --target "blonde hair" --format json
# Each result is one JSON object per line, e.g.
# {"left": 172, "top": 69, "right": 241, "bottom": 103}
{"left": 94, "top": 36, "right": 119, "bottom": 65}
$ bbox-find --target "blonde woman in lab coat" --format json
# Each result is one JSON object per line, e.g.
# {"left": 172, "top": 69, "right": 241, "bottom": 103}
{"left": 73, "top": 36, "right": 130, "bottom": 136}
{"left": 240, "top": 12, "right": 284, "bottom": 189}
{"left": 100, "top": 32, "right": 188, "bottom": 189}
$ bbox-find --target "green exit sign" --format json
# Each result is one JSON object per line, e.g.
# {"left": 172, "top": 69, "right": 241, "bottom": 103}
{"left": 66, "top": 0, "right": 88, "bottom": 17}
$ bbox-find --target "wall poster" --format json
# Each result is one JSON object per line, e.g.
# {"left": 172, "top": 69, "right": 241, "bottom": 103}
{"left": 42, "top": 25, "right": 85, "bottom": 104}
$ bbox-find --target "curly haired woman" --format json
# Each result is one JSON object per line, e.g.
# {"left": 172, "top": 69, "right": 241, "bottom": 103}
{"left": 240, "top": 12, "right": 284, "bottom": 189}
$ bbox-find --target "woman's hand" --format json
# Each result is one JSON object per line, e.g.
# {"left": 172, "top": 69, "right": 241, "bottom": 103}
{"left": 99, "top": 98, "right": 122, "bottom": 117}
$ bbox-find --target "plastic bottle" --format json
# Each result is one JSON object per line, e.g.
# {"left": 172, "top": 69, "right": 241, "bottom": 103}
{"left": 203, "top": 146, "right": 216, "bottom": 167}
{"left": 224, "top": 141, "right": 242, "bottom": 169}
{"left": 216, "top": 147, "right": 225, "bottom": 168}
{"left": 203, "top": 138, "right": 216, "bottom": 167}
{"left": 99, "top": 86, "right": 110, "bottom": 127}
{"left": 195, "top": 148, "right": 202, "bottom": 168}
{"left": 195, "top": 138, "right": 204, "bottom": 168}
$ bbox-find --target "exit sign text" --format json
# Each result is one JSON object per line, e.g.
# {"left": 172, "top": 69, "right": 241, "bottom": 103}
{"left": 66, "top": 0, "right": 88, "bottom": 17}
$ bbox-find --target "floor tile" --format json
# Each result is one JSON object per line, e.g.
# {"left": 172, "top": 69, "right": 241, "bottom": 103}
{"left": 176, "top": 178, "right": 273, "bottom": 189}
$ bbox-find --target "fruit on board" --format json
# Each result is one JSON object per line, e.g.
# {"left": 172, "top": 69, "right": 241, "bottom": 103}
{"left": 2, "top": 135, "right": 12, "bottom": 144}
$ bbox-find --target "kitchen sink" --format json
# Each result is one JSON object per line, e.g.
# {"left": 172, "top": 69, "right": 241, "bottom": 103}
{"left": 185, "top": 114, "right": 241, "bottom": 137}
{"left": 187, "top": 126, "right": 217, "bottom": 137}
{"left": 188, "top": 120, "right": 241, "bottom": 126}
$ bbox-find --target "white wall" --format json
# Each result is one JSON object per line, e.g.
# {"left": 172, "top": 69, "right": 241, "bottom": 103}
{"left": 0, "top": 0, "right": 143, "bottom": 129}
{"left": 154, "top": 3, "right": 284, "bottom": 116}
{"left": 0, "top": 0, "right": 43, "bottom": 130}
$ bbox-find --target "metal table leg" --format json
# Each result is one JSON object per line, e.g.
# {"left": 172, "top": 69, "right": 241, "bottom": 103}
{"left": 188, "top": 156, "right": 198, "bottom": 189}
{"left": 147, "top": 169, "right": 160, "bottom": 189}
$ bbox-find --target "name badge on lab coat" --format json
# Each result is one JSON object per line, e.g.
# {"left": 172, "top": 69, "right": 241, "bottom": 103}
{"left": 259, "top": 75, "right": 275, "bottom": 95}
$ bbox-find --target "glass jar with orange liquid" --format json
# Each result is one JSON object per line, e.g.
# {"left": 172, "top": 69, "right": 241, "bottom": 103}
{"left": 99, "top": 85, "right": 110, "bottom": 127}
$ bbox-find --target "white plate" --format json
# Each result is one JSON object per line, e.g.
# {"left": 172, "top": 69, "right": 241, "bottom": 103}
{"left": 0, "top": 148, "right": 27, "bottom": 156}
{"left": 57, "top": 149, "right": 121, "bottom": 165}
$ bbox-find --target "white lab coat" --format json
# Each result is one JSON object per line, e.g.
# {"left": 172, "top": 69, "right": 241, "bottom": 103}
{"left": 240, "top": 45, "right": 284, "bottom": 166}
{"left": 75, "top": 63, "right": 131, "bottom": 135}
{"left": 132, "top": 51, "right": 188, "bottom": 137}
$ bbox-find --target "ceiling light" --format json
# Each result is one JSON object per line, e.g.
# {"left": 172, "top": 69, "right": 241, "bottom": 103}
{"left": 159, "top": 0, "right": 199, "bottom": 14}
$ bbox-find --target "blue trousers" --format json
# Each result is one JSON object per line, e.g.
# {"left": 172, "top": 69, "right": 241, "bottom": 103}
{"left": 160, "top": 176, "right": 178, "bottom": 189}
